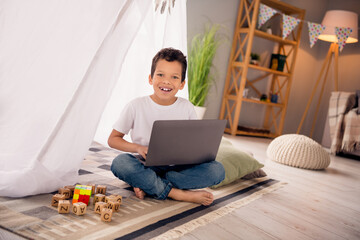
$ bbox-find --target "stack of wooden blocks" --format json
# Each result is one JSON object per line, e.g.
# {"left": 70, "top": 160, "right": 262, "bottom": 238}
{"left": 51, "top": 184, "right": 122, "bottom": 222}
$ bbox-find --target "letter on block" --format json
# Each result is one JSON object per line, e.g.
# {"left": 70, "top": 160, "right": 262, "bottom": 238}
{"left": 51, "top": 194, "right": 66, "bottom": 207}
{"left": 107, "top": 201, "right": 120, "bottom": 212}
{"left": 96, "top": 185, "right": 107, "bottom": 195}
{"left": 112, "top": 195, "right": 122, "bottom": 205}
{"left": 64, "top": 185, "right": 75, "bottom": 197}
{"left": 58, "top": 200, "right": 70, "bottom": 214}
{"left": 101, "top": 208, "right": 113, "bottom": 222}
{"left": 106, "top": 195, "right": 122, "bottom": 204}
{"left": 105, "top": 196, "right": 116, "bottom": 203}
{"left": 94, "top": 202, "right": 108, "bottom": 215}
{"left": 72, "top": 202, "right": 87, "bottom": 216}
{"left": 94, "top": 194, "right": 106, "bottom": 205}
{"left": 58, "top": 188, "right": 71, "bottom": 199}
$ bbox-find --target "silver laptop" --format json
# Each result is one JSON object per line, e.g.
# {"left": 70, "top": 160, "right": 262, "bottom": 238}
{"left": 135, "top": 119, "right": 226, "bottom": 166}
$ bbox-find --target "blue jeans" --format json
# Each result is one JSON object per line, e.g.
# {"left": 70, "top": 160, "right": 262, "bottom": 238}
{"left": 111, "top": 153, "right": 225, "bottom": 200}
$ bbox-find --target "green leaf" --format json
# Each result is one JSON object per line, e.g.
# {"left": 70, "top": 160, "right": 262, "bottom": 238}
{"left": 188, "top": 24, "right": 223, "bottom": 106}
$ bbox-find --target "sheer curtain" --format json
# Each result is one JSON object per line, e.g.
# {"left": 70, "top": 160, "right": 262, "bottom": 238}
{"left": 94, "top": 0, "right": 188, "bottom": 145}
{"left": 0, "top": 0, "right": 187, "bottom": 197}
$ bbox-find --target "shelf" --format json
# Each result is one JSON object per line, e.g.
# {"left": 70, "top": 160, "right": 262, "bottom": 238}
{"left": 232, "top": 61, "right": 291, "bottom": 76}
{"left": 225, "top": 95, "right": 284, "bottom": 108}
{"left": 219, "top": 0, "right": 305, "bottom": 138}
{"left": 224, "top": 127, "right": 278, "bottom": 138}
{"left": 239, "top": 29, "right": 297, "bottom": 45}
{"left": 242, "top": 98, "right": 284, "bottom": 107}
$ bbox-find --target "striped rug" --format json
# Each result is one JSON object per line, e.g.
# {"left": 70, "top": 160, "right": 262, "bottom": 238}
{"left": 0, "top": 142, "right": 284, "bottom": 240}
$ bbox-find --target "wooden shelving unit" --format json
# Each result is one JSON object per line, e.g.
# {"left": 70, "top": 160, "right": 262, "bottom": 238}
{"left": 219, "top": 0, "right": 305, "bottom": 138}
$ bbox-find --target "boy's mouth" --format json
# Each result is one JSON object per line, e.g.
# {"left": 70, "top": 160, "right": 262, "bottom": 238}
{"left": 160, "top": 87, "right": 172, "bottom": 92}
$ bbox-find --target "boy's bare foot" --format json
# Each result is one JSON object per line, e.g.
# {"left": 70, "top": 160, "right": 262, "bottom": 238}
{"left": 133, "top": 187, "right": 146, "bottom": 199}
{"left": 168, "top": 188, "right": 214, "bottom": 206}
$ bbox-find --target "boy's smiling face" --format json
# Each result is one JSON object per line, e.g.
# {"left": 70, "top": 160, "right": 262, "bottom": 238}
{"left": 149, "top": 59, "right": 185, "bottom": 106}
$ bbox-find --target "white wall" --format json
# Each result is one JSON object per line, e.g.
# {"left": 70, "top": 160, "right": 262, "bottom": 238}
{"left": 187, "top": 0, "right": 360, "bottom": 142}
{"left": 187, "top": 0, "right": 239, "bottom": 121}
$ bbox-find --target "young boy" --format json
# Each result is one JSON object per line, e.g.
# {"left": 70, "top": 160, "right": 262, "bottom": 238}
{"left": 108, "top": 48, "right": 225, "bottom": 206}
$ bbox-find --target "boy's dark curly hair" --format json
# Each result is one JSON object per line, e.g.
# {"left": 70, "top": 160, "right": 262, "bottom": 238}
{"left": 151, "top": 48, "right": 187, "bottom": 82}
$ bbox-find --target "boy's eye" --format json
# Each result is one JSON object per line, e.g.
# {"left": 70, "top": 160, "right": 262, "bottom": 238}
{"left": 157, "top": 73, "right": 163, "bottom": 77}
{"left": 172, "top": 76, "right": 179, "bottom": 79}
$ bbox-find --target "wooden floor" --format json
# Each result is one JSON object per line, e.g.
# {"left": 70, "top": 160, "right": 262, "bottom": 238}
{"left": 181, "top": 135, "right": 360, "bottom": 240}
{"left": 1, "top": 135, "right": 359, "bottom": 240}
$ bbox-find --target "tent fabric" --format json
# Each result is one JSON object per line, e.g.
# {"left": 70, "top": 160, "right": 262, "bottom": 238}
{"left": 0, "top": 0, "right": 186, "bottom": 197}
{"left": 94, "top": 0, "right": 188, "bottom": 145}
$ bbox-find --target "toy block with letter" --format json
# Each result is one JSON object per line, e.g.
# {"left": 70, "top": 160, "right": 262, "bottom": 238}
{"left": 72, "top": 202, "right": 87, "bottom": 216}
{"left": 105, "top": 195, "right": 117, "bottom": 203}
{"left": 106, "top": 195, "right": 122, "bottom": 205}
{"left": 111, "top": 195, "right": 122, "bottom": 205}
{"left": 58, "top": 187, "right": 71, "bottom": 199}
{"left": 101, "top": 208, "right": 112, "bottom": 222}
{"left": 94, "top": 202, "right": 108, "bottom": 215}
{"left": 96, "top": 185, "right": 107, "bottom": 195}
{"left": 72, "top": 185, "right": 92, "bottom": 205}
{"left": 64, "top": 185, "right": 75, "bottom": 197}
{"left": 94, "top": 194, "right": 105, "bottom": 205}
{"left": 58, "top": 200, "right": 70, "bottom": 214}
{"left": 107, "top": 201, "right": 120, "bottom": 212}
{"left": 51, "top": 194, "right": 65, "bottom": 207}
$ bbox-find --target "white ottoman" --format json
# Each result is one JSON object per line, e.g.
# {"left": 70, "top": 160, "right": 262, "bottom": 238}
{"left": 267, "top": 134, "right": 330, "bottom": 170}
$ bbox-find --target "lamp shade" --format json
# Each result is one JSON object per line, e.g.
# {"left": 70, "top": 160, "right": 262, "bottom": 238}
{"left": 318, "top": 10, "right": 358, "bottom": 43}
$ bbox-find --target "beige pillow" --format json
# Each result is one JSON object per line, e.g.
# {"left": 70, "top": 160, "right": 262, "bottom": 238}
{"left": 241, "top": 169, "right": 267, "bottom": 180}
{"left": 211, "top": 138, "right": 265, "bottom": 189}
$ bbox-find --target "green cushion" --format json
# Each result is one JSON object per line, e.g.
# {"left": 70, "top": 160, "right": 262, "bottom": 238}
{"left": 211, "top": 138, "right": 264, "bottom": 189}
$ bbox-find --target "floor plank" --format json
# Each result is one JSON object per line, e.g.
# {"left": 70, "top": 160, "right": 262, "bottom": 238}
{"left": 180, "top": 135, "right": 360, "bottom": 240}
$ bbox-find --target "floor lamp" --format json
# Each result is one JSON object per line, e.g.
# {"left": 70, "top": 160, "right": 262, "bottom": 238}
{"left": 297, "top": 10, "right": 358, "bottom": 137}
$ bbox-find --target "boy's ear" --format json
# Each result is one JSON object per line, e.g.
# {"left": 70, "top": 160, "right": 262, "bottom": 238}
{"left": 148, "top": 74, "right": 153, "bottom": 85}
{"left": 179, "top": 80, "right": 185, "bottom": 90}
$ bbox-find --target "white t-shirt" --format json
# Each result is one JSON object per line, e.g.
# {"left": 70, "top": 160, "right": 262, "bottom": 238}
{"left": 113, "top": 96, "right": 198, "bottom": 146}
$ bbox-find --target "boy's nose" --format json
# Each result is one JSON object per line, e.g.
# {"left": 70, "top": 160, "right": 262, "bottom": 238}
{"left": 162, "top": 78, "right": 171, "bottom": 84}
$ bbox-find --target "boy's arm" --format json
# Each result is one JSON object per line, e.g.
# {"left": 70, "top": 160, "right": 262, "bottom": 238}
{"left": 108, "top": 129, "right": 148, "bottom": 159}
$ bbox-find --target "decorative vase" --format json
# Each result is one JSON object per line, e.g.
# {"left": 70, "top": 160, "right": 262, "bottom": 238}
{"left": 194, "top": 106, "right": 206, "bottom": 119}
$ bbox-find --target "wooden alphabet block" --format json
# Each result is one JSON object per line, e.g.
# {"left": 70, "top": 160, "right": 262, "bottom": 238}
{"left": 105, "top": 196, "right": 117, "bottom": 203}
{"left": 72, "top": 202, "right": 87, "bottom": 216}
{"left": 105, "top": 195, "right": 122, "bottom": 204}
{"left": 64, "top": 185, "right": 75, "bottom": 197}
{"left": 94, "top": 202, "right": 108, "bottom": 215}
{"left": 58, "top": 188, "right": 71, "bottom": 199}
{"left": 58, "top": 200, "right": 70, "bottom": 214}
{"left": 96, "top": 185, "right": 107, "bottom": 195}
{"left": 94, "top": 194, "right": 106, "bottom": 205}
{"left": 111, "top": 195, "right": 122, "bottom": 205}
{"left": 107, "top": 201, "right": 120, "bottom": 212}
{"left": 101, "top": 208, "right": 112, "bottom": 222}
{"left": 51, "top": 194, "right": 65, "bottom": 207}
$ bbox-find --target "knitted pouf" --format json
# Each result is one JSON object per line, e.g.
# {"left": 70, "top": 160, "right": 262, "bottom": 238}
{"left": 267, "top": 134, "right": 330, "bottom": 170}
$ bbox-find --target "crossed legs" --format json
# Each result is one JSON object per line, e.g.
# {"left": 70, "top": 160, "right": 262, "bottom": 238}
{"left": 111, "top": 153, "right": 225, "bottom": 205}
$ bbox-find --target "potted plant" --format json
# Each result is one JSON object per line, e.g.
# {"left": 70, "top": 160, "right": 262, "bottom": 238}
{"left": 188, "top": 24, "right": 223, "bottom": 119}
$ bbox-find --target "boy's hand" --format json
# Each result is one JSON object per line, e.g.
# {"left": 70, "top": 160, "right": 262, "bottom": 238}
{"left": 137, "top": 145, "right": 148, "bottom": 159}
{"left": 108, "top": 130, "right": 148, "bottom": 158}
